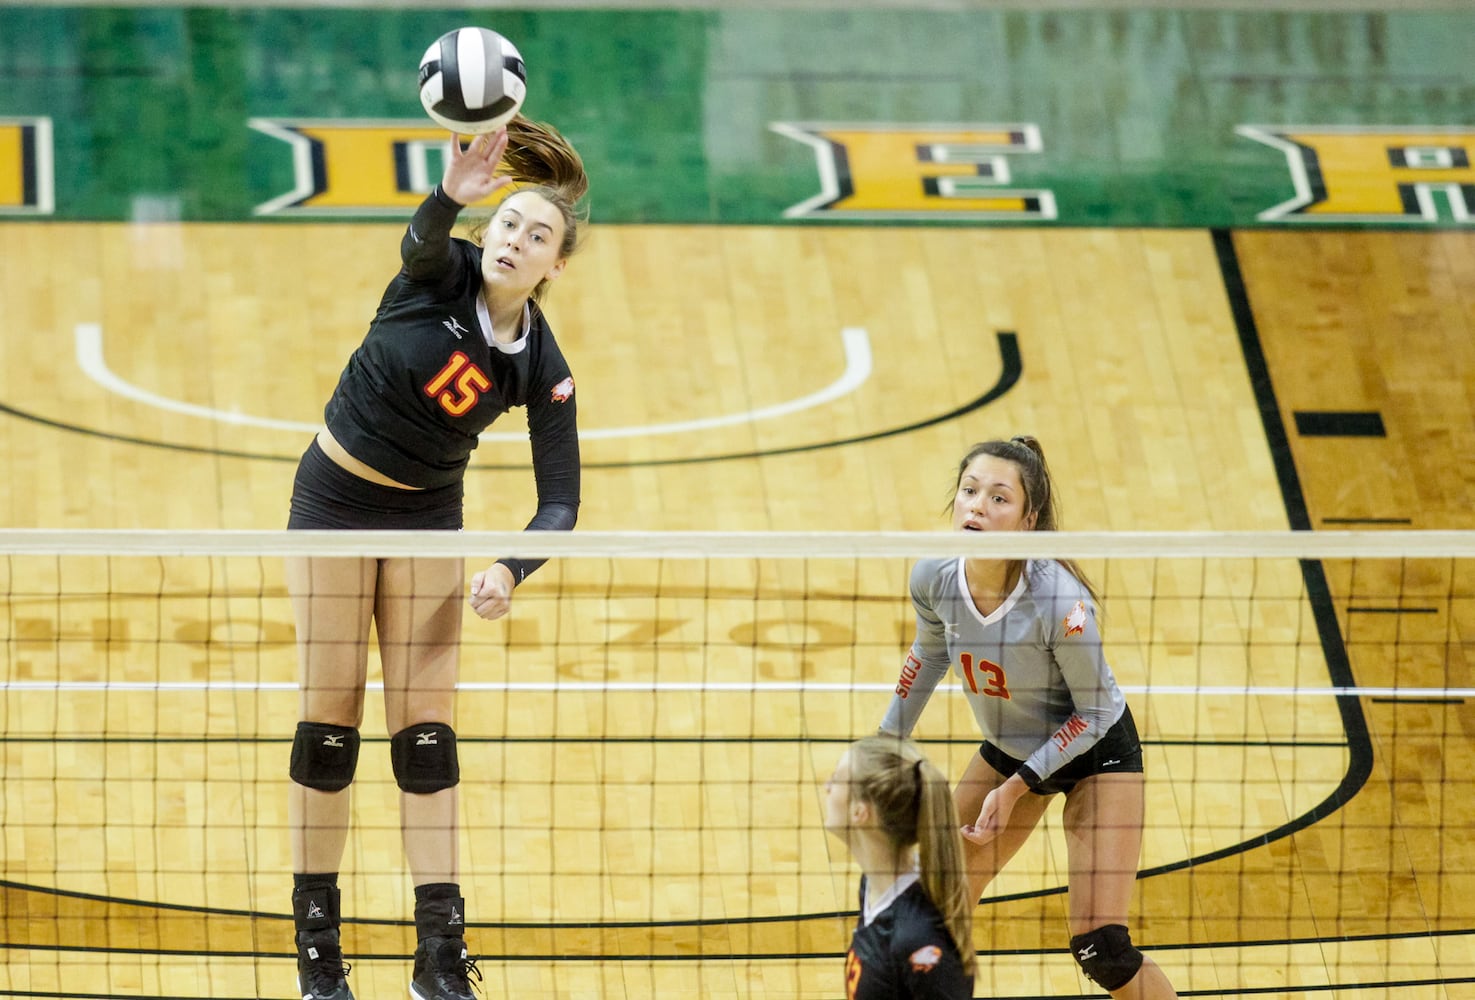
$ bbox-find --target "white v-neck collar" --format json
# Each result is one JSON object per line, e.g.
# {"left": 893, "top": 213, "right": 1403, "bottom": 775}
{"left": 862, "top": 871, "right": 920, "bottom": 927}
{"left": 477, "top": 296, "right": 531, "bottom": 354}
{"left": 955, "top": 557, "right": 1027, "bottom": 626}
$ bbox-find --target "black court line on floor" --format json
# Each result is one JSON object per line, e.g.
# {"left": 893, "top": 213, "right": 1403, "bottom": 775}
{"left": 0, "top": 333, "right": 1017, "bottom": 469}
{"left": 1293, "top": 410, "right": 1387, "bottom": 437}
{"left": 1347, "top": 606, "right": 1438, "bottom": 613}
{"left": 0, "top": 719, "right": 1357, "bottom": 932}
{"left": 1211, "top": 226, "right": 1375, "bottom": 835}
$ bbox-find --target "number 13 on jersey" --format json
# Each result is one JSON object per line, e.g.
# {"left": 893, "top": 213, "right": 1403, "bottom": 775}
{"left": 960, "top": 652, "right": 1010, "bottom": 700}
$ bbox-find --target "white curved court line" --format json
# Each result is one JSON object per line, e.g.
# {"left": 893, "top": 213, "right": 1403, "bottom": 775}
{"left": 75, "top": 324, "right": 311, "bottom": 432}
{"left": 74, "top": 323, "right": 872, "bottom": 442}
{"left": 2, "top": 679, "right": 1469, "bottom": 698}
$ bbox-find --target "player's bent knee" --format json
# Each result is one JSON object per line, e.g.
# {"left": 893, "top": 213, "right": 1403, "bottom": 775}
{"left": 289, "top": 721, "right": 361, "bottom": 791}
{"left": 1070, "top": 923, "right": 1144, "bottom": 992}
{"left": 390, "top": 722, "right": 460, "bottom": 793}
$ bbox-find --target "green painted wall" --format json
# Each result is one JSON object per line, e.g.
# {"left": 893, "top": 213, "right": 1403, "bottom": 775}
{"left": 1, "top": 7, "right": 1473, "bottom": 224}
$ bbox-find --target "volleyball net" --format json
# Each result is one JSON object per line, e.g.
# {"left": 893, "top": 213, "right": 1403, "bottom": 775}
{"left": 3, "top": 529, "right": 1474, "bottom": 999}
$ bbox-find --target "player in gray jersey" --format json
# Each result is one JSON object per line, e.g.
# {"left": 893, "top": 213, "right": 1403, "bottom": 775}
{"left": 880, "top": 438, "right": 1180, "bottom": 999}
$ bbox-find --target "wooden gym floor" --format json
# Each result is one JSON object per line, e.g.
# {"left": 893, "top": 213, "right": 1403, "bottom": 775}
{"left": 1, "top": 223, "right": 1473, "bottom": 998}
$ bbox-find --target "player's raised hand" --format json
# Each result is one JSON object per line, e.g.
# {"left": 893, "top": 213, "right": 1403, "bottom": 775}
{"left": 442, "top": 128, "right": 513, "bottom": 205}
{"left": 468, "top": 561, "right": 516, "bottom": 621}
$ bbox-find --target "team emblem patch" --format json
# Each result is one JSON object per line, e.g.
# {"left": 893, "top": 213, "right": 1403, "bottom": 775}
{"left": 551, "top": 376, "right": 574, "bottom": 402}
{"left": 1063, "top": 600, "right": 1087, "bottom": 637}
{"left": 908, "top": 945, "right": 942, "bottom": 972}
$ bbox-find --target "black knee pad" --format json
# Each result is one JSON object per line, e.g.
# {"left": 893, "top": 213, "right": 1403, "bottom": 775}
{"left": 289, "top": 722, "right": 360, "bottom": 792}
{"left": 1070, "top": 923, "right": 1144, "bottom": 992}
{"left": 390, "top": 723, "right": 460, "bottom": 794}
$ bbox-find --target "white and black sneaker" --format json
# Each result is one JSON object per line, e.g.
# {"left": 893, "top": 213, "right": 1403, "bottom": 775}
{"left": 296, "top": 928, "right": 355, "bottom": 1000}
{"left": 409, "top": 936, "right": 481, "bottom": 1000}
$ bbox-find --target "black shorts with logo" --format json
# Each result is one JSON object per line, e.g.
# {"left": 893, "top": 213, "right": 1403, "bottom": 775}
{"left": 979, "top": 704, "right": 1144, "bottom": 796}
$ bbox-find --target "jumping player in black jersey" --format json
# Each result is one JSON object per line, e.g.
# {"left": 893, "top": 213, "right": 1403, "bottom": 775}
{"left": 282, "top": 117, "right": 588, "bottom": 1000}
{"left": 880, "top": 438, "right": 1180, "bottom": 999}
{"left": 823, "top": 735, "right": 975, "bottom": 1000}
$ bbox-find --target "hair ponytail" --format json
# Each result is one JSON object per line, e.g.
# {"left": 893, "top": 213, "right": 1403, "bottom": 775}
{"left": 913, "top": 754, "right": 976, "bottom": 977}
{"left": 467, "top": 114, "right": 589, "bottom": 301}
{"left": 501, "top": 114, "right": 588, "bottom": 204}
{"left": 848, "top": 736, "right": 976, "bottom": 977}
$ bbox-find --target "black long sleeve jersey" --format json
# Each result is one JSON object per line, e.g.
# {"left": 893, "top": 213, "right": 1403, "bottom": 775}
{"left": 324, "top": 188, "right": 580, "bottom": 549}
{"left": 845, "top": 877, "right": 972, "bottom": 1000}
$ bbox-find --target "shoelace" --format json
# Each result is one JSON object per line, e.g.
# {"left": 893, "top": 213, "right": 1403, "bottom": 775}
{"left": 303, "top": 957, "right": 352, "bottom": 992}
{"left": 454, "top": 956, "right": 483, "bottom": 994}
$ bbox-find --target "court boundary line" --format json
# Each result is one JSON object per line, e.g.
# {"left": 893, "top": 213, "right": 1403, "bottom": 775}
{"left": 0, "top": 331, "right": 1019, "bottom": 468}
{"left": 1208, "top": 224, "right": 1376, "bottom": 874}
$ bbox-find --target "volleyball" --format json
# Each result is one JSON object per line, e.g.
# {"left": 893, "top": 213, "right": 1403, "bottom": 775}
{"left": 417, "top": 27, "right": 527, "bottom": 135}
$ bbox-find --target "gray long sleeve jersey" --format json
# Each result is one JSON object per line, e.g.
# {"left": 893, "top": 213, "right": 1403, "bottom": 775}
{"left": 879, "top": 558, "right": 1126, "bottom": 790}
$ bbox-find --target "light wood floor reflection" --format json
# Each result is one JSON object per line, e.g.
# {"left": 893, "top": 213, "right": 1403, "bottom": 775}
{"left": 2, "top": 224, "right": 1474, "bottom": 998}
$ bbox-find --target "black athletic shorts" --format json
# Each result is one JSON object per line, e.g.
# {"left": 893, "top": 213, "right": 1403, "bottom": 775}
{"left": 979, "top": 704, "right": 1144, "bottom": 796}
{"left": 287, "top": 438, "right": 463, "bottom": 530}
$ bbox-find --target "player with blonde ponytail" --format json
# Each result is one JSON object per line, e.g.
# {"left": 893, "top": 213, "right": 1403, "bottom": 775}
{"left": 823, "top": 735, "right": 975, "bottom": 999}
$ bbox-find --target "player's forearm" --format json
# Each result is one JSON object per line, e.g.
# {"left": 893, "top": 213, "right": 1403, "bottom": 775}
{"left": 400, "top": 186, "right": 462, "bottom": 277}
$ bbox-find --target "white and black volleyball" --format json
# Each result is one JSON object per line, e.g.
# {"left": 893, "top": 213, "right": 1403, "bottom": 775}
{"left": 418, "top": 27, "right": 527, "bottom": 134}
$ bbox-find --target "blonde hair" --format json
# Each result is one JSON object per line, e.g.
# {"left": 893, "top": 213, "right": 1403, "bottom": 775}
{"left": 847, "top": 735, "right": 976, "bottom": 977}
{"left": 467, "top": 114, "right": 589, "bottom": 301}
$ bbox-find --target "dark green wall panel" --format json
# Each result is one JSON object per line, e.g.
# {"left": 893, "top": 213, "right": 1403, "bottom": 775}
{"left": 1, "top": 7, "right": 1472, "bottom": 224}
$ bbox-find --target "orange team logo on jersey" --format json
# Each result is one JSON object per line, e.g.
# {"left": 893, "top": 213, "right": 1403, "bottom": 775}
{"left": 1063, "top": 600, "right": 1087, "bottom": 637}
{"left": 551, "top": 377, "right": 575, "bottom": 403}
{"left": 908, "top": 945, "right": 943, "bottom": 972}
{"left": 845, "top": 950, "right": 862, "bottom": 999}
